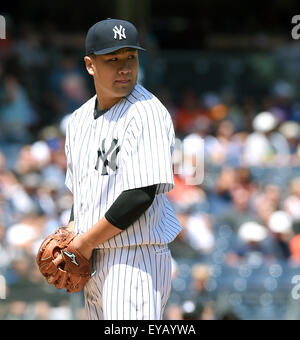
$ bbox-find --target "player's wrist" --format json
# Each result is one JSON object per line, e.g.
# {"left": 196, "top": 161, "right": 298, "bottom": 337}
{"left": 72, "top": 233, "right": 94, "bottom": 260}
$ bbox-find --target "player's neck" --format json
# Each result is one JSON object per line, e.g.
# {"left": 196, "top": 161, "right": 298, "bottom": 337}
{"left": 96, "top": 98, "right": 114, "bottom": 111}
{"left": 94, "top": 83, "right": 122, "bottom": 110}
{"left": 95, "top": 94, "right": 123, "bottom": 111}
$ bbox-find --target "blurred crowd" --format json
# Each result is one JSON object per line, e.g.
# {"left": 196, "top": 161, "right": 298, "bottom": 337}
{"left": 1, "top": 22, "right": 300, "bottom": 320}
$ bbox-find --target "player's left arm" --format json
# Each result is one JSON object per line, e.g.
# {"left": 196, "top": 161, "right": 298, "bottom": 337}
{"left": 72, "top": 185, "right": 157, "bottom": 259}
{"left": 104, "top": 184, "right": 156, "bottom": 229}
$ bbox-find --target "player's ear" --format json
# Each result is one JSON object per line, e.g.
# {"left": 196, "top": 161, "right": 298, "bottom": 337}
{"left": 84, "top": 55, "right": 95, "bottom": 76}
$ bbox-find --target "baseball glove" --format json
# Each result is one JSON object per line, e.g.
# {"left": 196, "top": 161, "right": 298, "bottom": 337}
{"left": 36, "top": 228, "right": 91, "bottom": 293}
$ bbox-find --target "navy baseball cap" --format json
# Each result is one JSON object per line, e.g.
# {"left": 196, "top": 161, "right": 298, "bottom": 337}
{"left": 85, "top": 18, "right": 146, "bottom": 55}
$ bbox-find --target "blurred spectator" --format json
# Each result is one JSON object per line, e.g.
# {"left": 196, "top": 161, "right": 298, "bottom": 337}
{"left": 46, "top": 50, "right": 90, "bottom": 122}
{"left": 179, "top": 116, "right": 211, "bottom": 183}
{"left": 265, "top": 211, "right": 293, "bottom": 260}
{"left": 269, "top": 80, "right": 295, "bottom": 122}
{"left": 235, "top": 167, "right": 257, "bottom": 194}
{"left": 290, "top": 234, "right": 300, "bottom": 263}
{"left": 201, "top": 92, "right": 227, "bottom": 122}
{"left": 206, "top": 119, "right": 243, "bottom": 167}
{"left": 3, "top": 301, "right": 27, "bottom": 320}
{"left": 184, "top": 264, "right": 216, "bottom": 320}
{"left": 5, "top": 212, "right": 46, "bottom": 256}
{"left": 165, "top": 263, "right": 217, "bottom": 320}
{"left": 173, "top": 88, "right": 208, "bottom": 138}
{"left": 243, "top": 111, "right": 290, "bottom": 166}
{"left": 0, "top": 75, "right": 38, "bottom": 143}
{"left": 278, "top": 121, "right": 300, "bottom": 165}
{"left": 207, "top": 167, "right": 236, "bottom": 216}
{"left": 29, "top": 301, "right": 51, "bottom": 320}
{"left": 251, "top": 184, "right": 282, "bottom": 229}
{"left": 0, "top": 223, "right": 15, "bottom": 269}
{"left": 216, "top": 184, "right": 258, "bottom": 232}
{"left": 261, "top": 184, "right": 281, "bottom": 210}
{"left": 14, "top": 23, "right": 47, "bottom": 70}
{"left": 20, "top": 173, "right": 44, "bottom": 213}
{"left": 226, "top": 221, "right": 269, "bottom": 265}
{"left": 0, "top": 151, "right": 6, "bottom": 173}
{"left": 183, "top": 213, "right": 215, "bottom": 255}
{"left": 167, "top": 174, "right": 207, "bottom": 214}
{"left": 164, "top": 303, "right": 184, "bottom": 320}
{"left": 0, "top": 172, "right": 36, "bottom": 218}
{"left": 284, "top": 178, "right": 300, "bottom": 234}
{"left": 0, "top": 157, "right": 39, "bottom": 220}
{"left": 0, "top": 151, "right": 17, "bottom": 225}
{"left": 255, "top": 199, "right": 276, "bottom": 228}
{"left": 219, "top": 89, "right": 247, "bottom": 132}
{"left": 14, "top": 145, "right": 45, "bottom": 176}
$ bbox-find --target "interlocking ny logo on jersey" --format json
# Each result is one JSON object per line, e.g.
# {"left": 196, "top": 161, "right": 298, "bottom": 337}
{"left": 113, "top": 25, "right": 126, "bottom": 40}
{"left": 95, "top": 138, "right": 120, "bottom": 175}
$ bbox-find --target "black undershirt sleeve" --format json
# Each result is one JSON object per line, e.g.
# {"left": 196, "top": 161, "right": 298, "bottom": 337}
{"left": 69, "top": 185, "right": 157, "bottom": 230}
{"left": 105, "top": 185, "right": 157, "bottom": 230}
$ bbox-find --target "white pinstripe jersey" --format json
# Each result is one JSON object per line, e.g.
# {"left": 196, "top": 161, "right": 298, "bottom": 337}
{"left": 65, "top": 83, "right": 182, "bottom": 248}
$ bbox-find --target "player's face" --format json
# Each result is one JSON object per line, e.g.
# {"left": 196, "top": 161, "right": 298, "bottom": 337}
{"left": 85, "top": 48, "right": 139, "bottom": 108}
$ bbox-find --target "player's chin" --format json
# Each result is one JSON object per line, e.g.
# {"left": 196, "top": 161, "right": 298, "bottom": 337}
{"left": 114, "top": 81, "right": 135, "bottom": 96}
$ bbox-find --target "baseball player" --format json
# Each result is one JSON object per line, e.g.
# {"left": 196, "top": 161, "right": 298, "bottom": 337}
{"left": 64, "top": 18, "right": 182, "bottom": 320}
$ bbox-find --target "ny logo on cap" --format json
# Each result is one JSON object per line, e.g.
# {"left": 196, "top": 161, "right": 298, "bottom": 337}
{"left": 113, "top": 25, "right": 126, "bottom": 40}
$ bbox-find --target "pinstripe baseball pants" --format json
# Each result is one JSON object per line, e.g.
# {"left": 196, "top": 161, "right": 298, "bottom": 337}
{"left": 84, "top": 244, "right": 172, "bottom": 320}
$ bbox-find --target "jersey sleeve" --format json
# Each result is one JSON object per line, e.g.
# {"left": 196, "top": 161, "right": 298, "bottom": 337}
{"left": 121, "top": 106, "right": 175, "bottom": 194}
{"left": 64, "top": 117, "right": 73, "bottom": 193}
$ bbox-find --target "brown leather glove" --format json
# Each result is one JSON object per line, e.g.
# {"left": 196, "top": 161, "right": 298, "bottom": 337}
{"left": 36, "top": 228, "right": 91, "bottom": 293}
